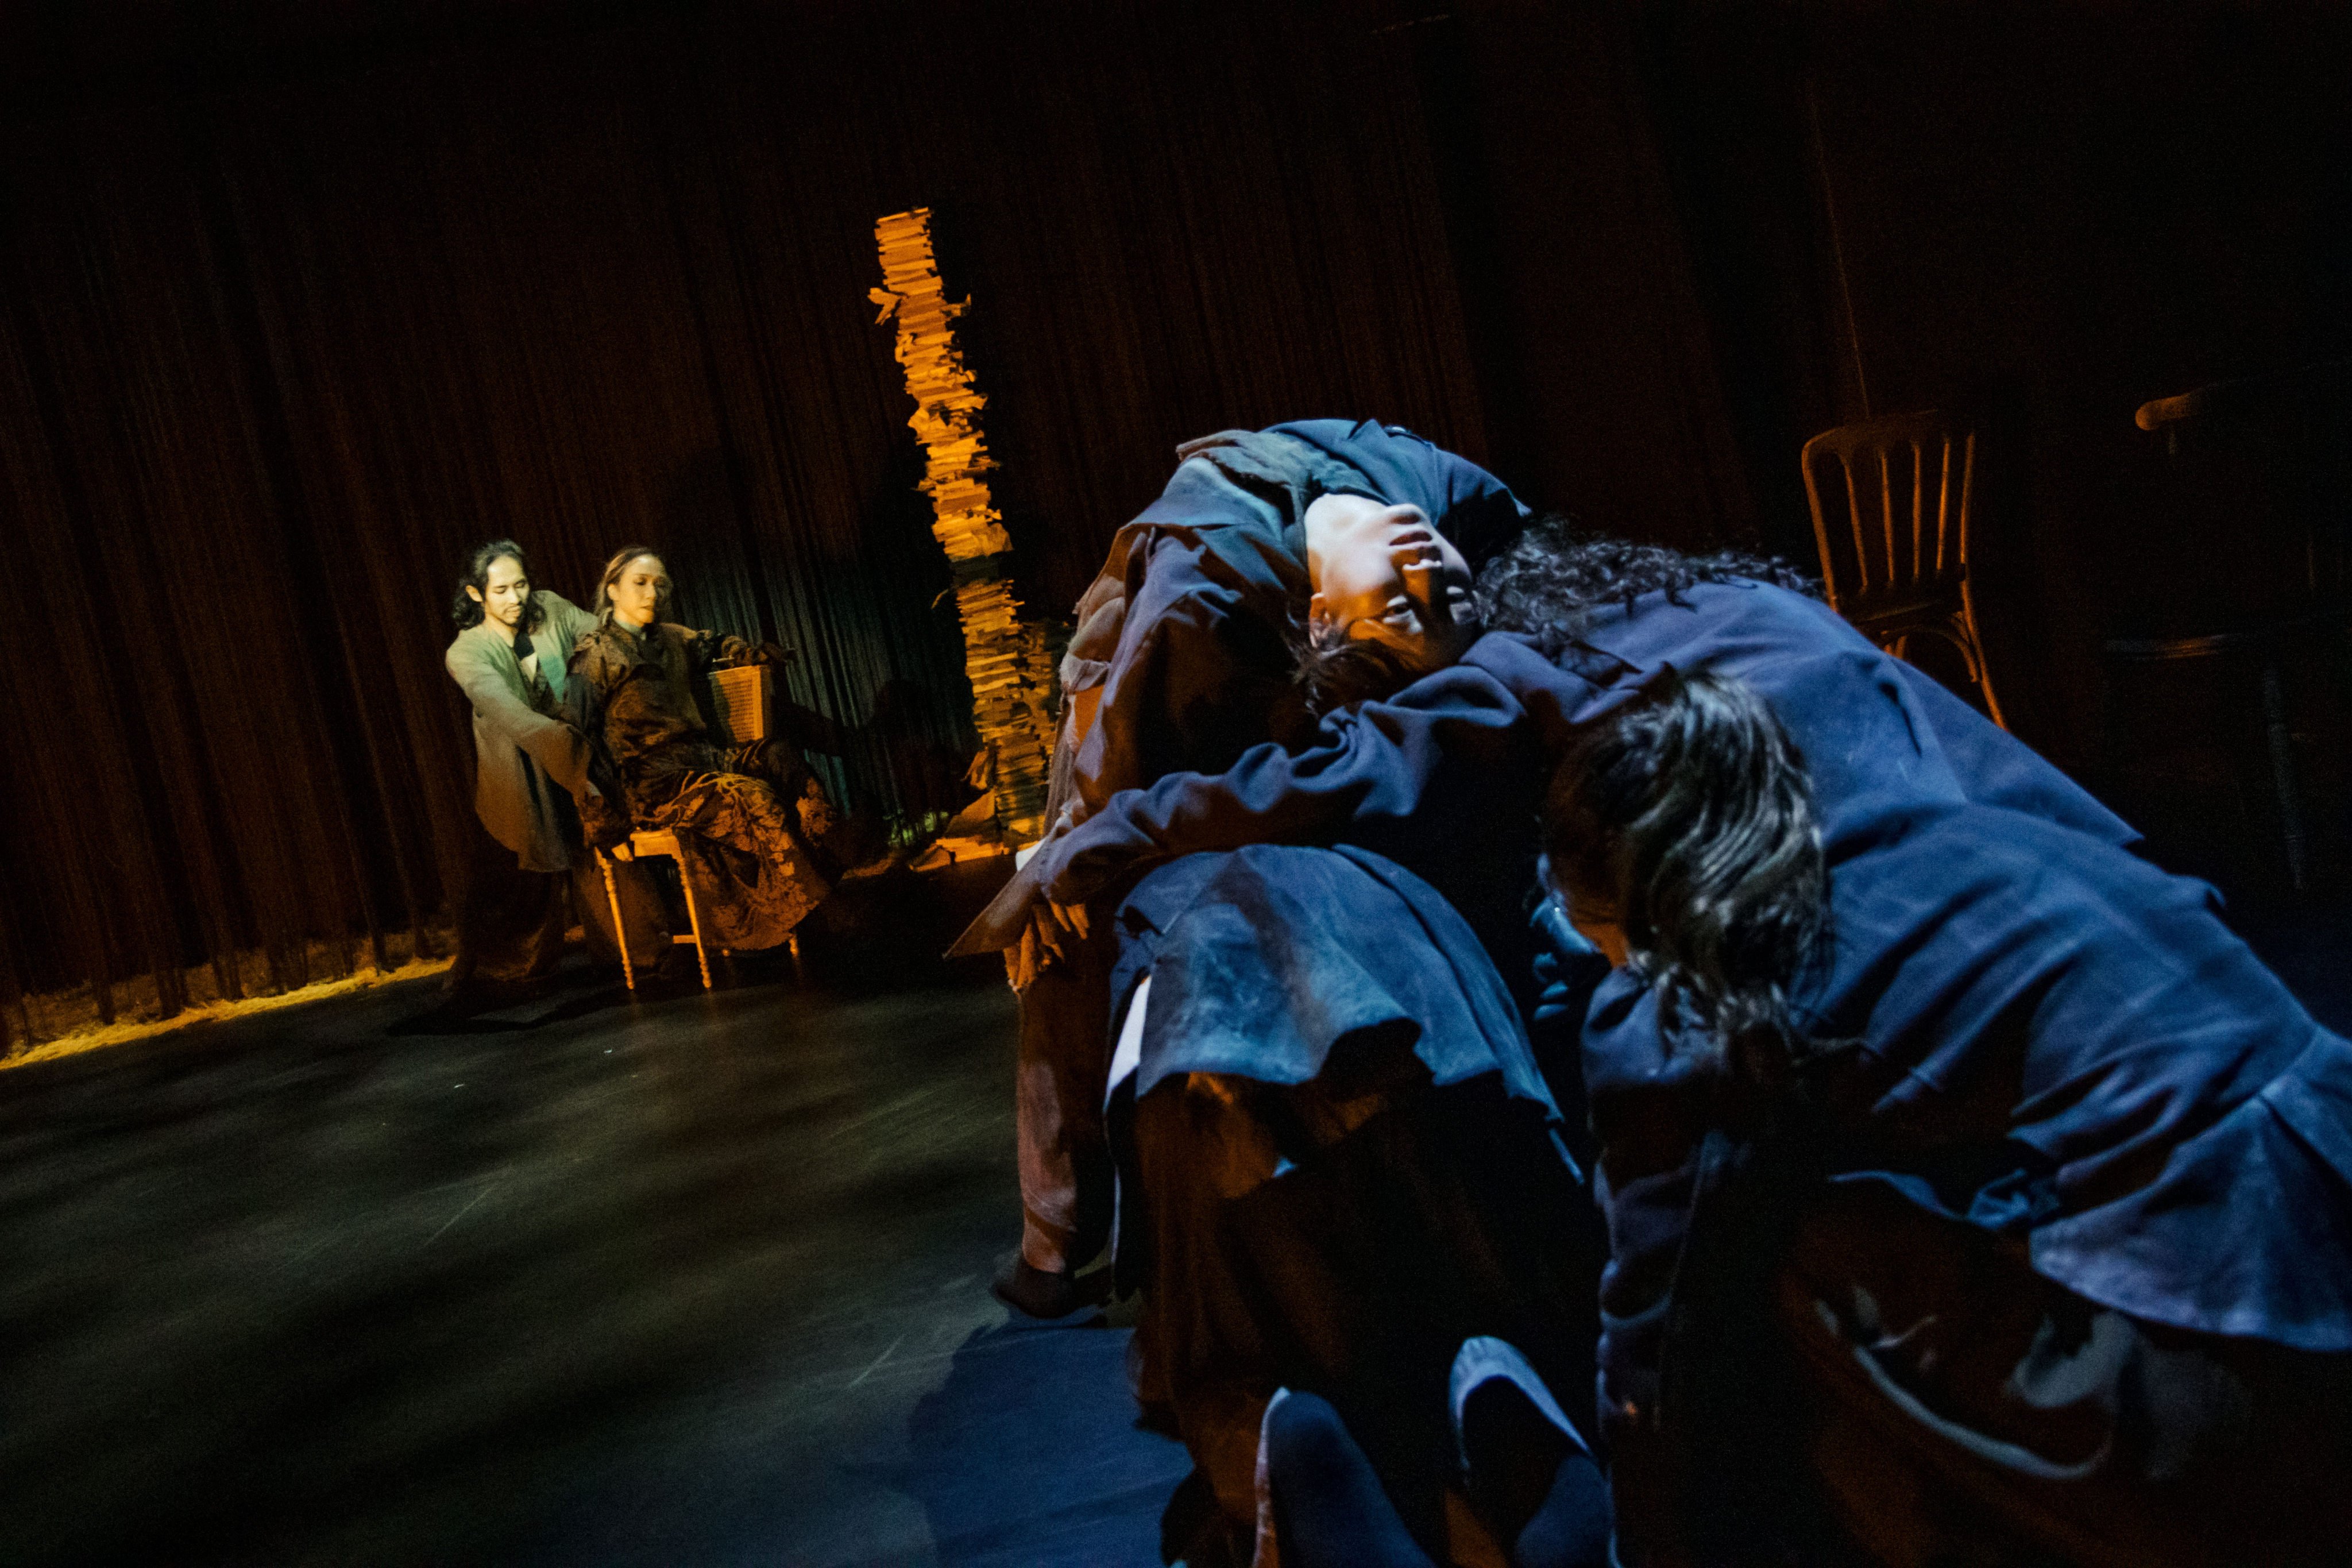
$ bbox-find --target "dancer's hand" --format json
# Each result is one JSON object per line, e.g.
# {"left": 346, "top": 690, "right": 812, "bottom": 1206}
{"left": 1009, "top": 897, "right": 1090, "bottom": 987}
{"left": 609, "top": 841, "right": 635, "bottom": 863}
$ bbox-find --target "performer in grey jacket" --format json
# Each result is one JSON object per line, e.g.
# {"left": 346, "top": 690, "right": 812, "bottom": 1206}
{"left": 442, "top": 538, "right": 656, "bottom": 1001}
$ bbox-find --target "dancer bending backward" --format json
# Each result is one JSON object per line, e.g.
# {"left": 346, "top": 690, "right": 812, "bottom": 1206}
{"left": 566, "top": 546, "right": 847, "bottom": 952}
{"left": 951, "top": 420, "right": 1532, "bottom": 1318}
{"left": 1024, "top": 520, "right": 2352, "bottom": 1566}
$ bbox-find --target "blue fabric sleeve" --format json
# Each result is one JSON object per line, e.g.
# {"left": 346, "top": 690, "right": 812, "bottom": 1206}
{"left": 1035, "top": 662, "right": 1533, "bottom": 907}
{"left": 1065, "top": 528, "right": 1310, "bottom": 816}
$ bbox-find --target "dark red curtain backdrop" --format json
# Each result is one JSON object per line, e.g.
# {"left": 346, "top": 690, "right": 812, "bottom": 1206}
{"left": 0, "top": 2, "right": 1536, "bottom": 1026}
{"left": 3, "top": 1, "right": 2346, "bottom": 1036}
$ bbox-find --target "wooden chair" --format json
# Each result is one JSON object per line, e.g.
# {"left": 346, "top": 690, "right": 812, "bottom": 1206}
{"left": 599, "top": 831, "right": 722, "bottom": 991}
{"left": 1801, "top": 410, "right": 2006, "bottom": 727}
{"left": 596, "top": 661, "right": 797, "bottom": 990}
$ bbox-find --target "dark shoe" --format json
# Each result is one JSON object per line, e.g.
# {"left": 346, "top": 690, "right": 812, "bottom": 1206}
{"left": 991, "top": 1254, "right": 1111, "bottom": 1319}
{"left": 1258, "top": 1390, "right": 1443, "bottom": 1568}
{"left": 1450, "top": 1337, "right": 1606, "bottom": 1561}
{"left": 432, "top": 972, "right": 555, "bottom": 1018}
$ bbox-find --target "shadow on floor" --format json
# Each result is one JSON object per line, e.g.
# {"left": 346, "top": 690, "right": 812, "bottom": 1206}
{"left": 887, "top": 1318, "right": 1187, "bottom": 1567}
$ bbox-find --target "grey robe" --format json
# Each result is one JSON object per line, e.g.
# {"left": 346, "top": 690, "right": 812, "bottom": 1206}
{"left": 444, "top": 590, "right": 600, "bottom": 872}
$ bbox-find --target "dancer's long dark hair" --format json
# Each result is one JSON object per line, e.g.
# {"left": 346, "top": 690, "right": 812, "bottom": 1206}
{"left": 1542, "top": 666, "right": 1830, "bottom": 1087}
{"left": 1478, "top": 515, "right": 1817, "bottom": 655}
{"left": 449, "top": 538, "right": 544, "bottom": 633}
{"left": 1287, "top": 621, "right": 1425, "bottom": 717}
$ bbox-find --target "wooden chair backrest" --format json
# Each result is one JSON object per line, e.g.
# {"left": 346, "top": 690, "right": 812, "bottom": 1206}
{"left": 1800, "top": 410, "right": 1978, "bottom": 621}
{"left": 706, "top": 664, "right": 771, "bottom": 747}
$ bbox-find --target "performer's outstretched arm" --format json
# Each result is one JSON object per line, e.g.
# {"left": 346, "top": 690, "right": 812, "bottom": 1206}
{"left": 1030, "top": 661, "right": 1536, "bottom": 909}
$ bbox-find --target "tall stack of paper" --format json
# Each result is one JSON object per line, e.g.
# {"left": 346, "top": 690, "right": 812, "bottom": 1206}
{"left": 870, "top": 208, "right": 1053, "bottom": 841}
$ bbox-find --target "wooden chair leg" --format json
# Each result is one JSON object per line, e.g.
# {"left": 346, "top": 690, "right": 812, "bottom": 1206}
{"left": 1960, "top": 624, "right": 2008, "bottom": 731}
{"left": 1956, "top": 590, "right": 2008, "bottom": 731}
{"left": 677, "top": 862, "right": 714, "bottom": 990}
{"left": 600, "top": 853, "right": 634, "bottom": 992}
{"left": 1973, "top": 665, "right": 2009, "bottom": 731}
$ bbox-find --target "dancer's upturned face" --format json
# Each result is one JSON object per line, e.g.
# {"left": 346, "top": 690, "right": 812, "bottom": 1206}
{"left": 1305, "top": 494, "right": 1478, "bottom": 673}
{"left": 468, "top": 555, "right": 532, "bottom": 631}
{"left": 607, "top": 555, "right": 668, "bottom": 627}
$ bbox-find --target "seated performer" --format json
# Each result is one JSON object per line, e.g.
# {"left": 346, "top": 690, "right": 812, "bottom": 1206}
{"left": 953, "top": 419, "right": 1531, "bottom": 1318}
{"left": 1023, "top": 521, "right": 2352, "bottom": 1565}
{"left": 566, "top": 545, "right": 844, "bottom": 953}
{"left": 441, "top": 538, "right": 659, "bottom": 1004}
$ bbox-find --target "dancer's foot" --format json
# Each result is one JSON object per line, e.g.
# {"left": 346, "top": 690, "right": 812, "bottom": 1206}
{"left": 990, "top": 1254, "right": 1110, "bottom": 1319}
{"left": 1450, "top": 1337, "right": 1609, "bottom": 1567}
{"left": 1258, "top": 1389, "right": 1439, "bottom": 1567}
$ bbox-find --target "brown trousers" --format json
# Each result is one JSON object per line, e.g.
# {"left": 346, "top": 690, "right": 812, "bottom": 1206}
{"left": 1014, "top": 928, "right": 1116, "bottom": 1273}
{"left": 449, "top": 809, "right": 665, "bottom": 987}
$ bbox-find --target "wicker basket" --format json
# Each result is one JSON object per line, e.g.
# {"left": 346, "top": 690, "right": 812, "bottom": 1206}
{"left": 706, "top": 664, "right": 771, "bottom": 746}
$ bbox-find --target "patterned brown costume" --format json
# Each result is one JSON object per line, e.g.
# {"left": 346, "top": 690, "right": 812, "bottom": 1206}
{"left": 566, "top": 619, "right": 840, "bottom": 951}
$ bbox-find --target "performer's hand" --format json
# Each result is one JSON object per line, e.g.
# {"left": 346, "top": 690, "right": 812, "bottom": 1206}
{"left": 749, "top": 640, "right": 797, "bottom": 667}
{"left": 610, "top": 841, "right": 635, "bottom": 863}
{"left": 1530, "top": 893, "right": 1609, "bottom": 1031}
{"left": 1027, "top": 902, "right": 1068, "bottom": 968}
{"left": 1048, "top": 899, "right": 1091, "bottom": 943}
{"left": 1005, "top": 925, "right": 1039, "bottom": 991}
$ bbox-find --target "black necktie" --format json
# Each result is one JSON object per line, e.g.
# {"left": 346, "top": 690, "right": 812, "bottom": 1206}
{"left": 512, "top": 625, "right": 551, "bottom": 708}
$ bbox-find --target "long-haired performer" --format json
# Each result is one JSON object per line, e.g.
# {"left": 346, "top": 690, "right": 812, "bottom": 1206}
{"left": 441, "top": 538, "right": 658, "bottom": 1004}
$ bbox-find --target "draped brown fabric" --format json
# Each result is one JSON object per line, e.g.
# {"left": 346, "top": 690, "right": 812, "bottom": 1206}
{"left": 0, "top": 1, "right": 1532, "bottom": 1028}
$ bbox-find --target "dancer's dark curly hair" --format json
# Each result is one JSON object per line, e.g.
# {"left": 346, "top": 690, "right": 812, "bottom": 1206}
{"left": 1542, "top": 665, "right": 1830, "bottom": 1087}
{"left": 1291, "top": 516, "right": 1818, "bottom": 714}
{"left": 1477, "top": 515, "right": 1818, "bottom": 656}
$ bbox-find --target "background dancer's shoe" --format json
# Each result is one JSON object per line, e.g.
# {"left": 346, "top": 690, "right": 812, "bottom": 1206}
{"left": 990, "top": 1254, "right": 1110, "bottom": 1319}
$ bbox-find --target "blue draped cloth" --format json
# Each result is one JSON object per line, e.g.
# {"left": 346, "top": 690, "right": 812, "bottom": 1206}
{"left": 1108, "top": 844, "right": 1558, "bottom": 1115}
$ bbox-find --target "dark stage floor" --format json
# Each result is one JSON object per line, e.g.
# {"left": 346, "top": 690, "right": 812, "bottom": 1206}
{"left": 0, "top": 863, "right": 1185, "bottom": 1567}
{"left": 3, "top": 872, "right": 2346, "bottom": 1567}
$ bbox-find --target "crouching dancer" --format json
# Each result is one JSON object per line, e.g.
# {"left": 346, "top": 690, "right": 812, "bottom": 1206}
{"left": 1024, "top": 519, "right": 2352, "bottom": 1565}
{"left": 1104, "top": 844, "right": 1601, "bottom": 1568}
{"left": 1543, "top": 675, "right": 2352, "bottom": 1568}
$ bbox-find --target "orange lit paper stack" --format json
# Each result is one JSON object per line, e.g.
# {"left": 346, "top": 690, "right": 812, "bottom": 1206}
{"left": 871, "top": 208, "right": 1053, "bottom": 841}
